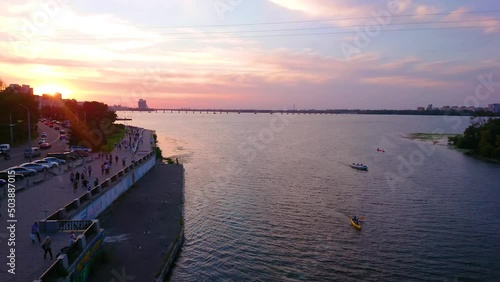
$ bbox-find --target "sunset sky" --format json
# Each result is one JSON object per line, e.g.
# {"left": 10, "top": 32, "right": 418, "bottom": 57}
{"left": 1, "top": 0, "right": 500, "bottom": 109}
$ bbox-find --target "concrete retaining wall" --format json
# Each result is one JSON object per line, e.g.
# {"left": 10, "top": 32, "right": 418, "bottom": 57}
{"left": 70, "top": 156, "right": 156, "bottom": 220}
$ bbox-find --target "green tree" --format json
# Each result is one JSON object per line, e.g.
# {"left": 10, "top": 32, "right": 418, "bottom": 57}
{"left": 451, "top": 118, "right": 500, "bottom": 161}
{"left": 0, "top": 85, "right": 40, "bottom": 145}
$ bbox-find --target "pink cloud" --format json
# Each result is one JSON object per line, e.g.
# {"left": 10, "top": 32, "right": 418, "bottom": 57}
{"left": 443, "top": 7, "right": 500, "bottom": 33}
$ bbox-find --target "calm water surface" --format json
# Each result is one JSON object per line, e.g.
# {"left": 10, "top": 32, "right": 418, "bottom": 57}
{"left": 120, "top": 113, "right": 500, "bottom": 281}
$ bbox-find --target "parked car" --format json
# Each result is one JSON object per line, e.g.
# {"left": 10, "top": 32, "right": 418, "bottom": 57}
{"left": 43, "top": 157, "right": 67, "bottom": 165}
{"left": 24, "top": 147, "right": 41, "bottom": 158}
{"left": 41, "top": 132, "right": 48, "bottom": 138}
{"left": 38, "top": 139, "right": 46, "bottom": 144}
{"left": 0, "top": 171, "right": 25, "bottom": 181}
{"left": 60, "top": 130, "right": 66, "bottom": 134}
{"left": 0, "top": 144, "right": 11, "bottom": 152}
{"left": 40, "top": 142, "right": 51, "bottom": 149}
{"left": 32, "top": 160, "right": 58, "bottom": 168}
{"left": 55, "top": 126, "right": 60, "bottom": 130}
{"left": 6, "top": 167, "right": 37, "bottom": 176}
{"left": 60, "top": 134, "right": 66, "bottom": 140}
{"left": 69, "top": 145, "right": 92, "bottom": 152}
{"left": 19, "top": 163, "right": 47, "bottom": 172}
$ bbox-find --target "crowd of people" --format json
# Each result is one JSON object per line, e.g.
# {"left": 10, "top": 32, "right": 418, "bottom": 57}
{"left": 70, "top": 166, "right": 98, "bottom": 192}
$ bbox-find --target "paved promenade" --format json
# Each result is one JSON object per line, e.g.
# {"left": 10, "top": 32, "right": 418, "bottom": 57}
{"left": 0, "top": 127, "right": 154, "bottom": 282}
{"left": 88, "top": 164, "right": 184, "bottom": 281}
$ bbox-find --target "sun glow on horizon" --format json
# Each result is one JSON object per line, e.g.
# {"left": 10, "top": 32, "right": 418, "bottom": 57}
{"left": 34, "top": 84, "right": 74, "bottom": 98}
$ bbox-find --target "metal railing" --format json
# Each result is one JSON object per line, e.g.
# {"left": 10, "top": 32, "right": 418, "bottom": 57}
{"left": 58, "top": 220, "right": 94, "bottom": 231}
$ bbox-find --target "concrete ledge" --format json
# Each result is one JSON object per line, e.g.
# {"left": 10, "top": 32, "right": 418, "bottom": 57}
{"left": 156, "top": 227, "right": 184, "bottom": 281}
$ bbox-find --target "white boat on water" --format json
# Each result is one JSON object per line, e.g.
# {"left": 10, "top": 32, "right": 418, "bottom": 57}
{"left": 350, "top": 163, "right": 368, "bottom": 171}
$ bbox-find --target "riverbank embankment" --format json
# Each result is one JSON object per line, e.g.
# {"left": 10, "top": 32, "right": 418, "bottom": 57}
{"left": 88, "top": 163, "right": 184, "bottom": 281}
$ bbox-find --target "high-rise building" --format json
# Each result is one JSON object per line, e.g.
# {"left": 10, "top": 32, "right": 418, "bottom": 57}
{"left": 426, "top": 104, "right": 433, "bottom": 111}
{"left": 492, "top": 103, "right": 500, "bottom": 113}
{"left": 37, "top": 93, "right": 64, "bottom": 110}
{"left": 138, "top": 99, "right": 148, "bottom": 110}
{"left": 5, "top": 84, "right": 34, "bottom": 95}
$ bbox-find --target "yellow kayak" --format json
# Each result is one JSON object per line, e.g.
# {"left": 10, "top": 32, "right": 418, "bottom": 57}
{"left": 350, "top": 217, "right": 362, "bottom": 230}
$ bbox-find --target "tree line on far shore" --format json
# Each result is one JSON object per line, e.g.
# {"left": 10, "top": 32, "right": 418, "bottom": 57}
{"left": 449, "top": 118, "right": 500, "bottom": 161}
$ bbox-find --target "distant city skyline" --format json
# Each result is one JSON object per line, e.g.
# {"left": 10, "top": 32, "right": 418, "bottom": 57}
{"left": 1, "top": 1, "right": 500, "bottom": 109}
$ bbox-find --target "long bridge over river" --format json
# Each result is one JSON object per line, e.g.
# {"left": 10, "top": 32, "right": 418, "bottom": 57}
{"left": 121, "top": 108, "right": 366, "bottom": 115}
{"left": 115, "top": 108, "right": 490, "bottom": 116}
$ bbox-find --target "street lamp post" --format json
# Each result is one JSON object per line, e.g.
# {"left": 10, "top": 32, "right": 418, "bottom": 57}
{"left": 9, "top": 113, "right": 14, "bottom": 146}
{"left": 19, "top": 104, "right": 32, "bottom": 162}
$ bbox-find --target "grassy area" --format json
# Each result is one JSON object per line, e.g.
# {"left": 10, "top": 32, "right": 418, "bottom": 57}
{"left": 101, "top": 124, "right": 127, "bottom": 152}
{"left": 408, "top": 133, "right": 458, "bottom": 142}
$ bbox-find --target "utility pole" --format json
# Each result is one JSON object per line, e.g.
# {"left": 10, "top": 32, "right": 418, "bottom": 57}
{"left": 19, "top": 104, "right": 32, "bottom": 162}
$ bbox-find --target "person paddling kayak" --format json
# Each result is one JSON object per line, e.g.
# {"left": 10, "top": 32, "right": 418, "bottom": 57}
{"left": 352, "top": 216, "right": 359, "bottom": 225}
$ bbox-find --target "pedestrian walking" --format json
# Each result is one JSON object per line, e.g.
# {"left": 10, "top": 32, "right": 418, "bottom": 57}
{"left": 83, "top": 166, "right": 87, "bottom": 176}
{"left": 115, "top": 155, "right": 118, "bottom": 164}
{"left": 81, "top": 172, "right": 85, "bottom": 181}
{"left": 42, "top": 236, "right": 53, "bottom": 260}
{"left": 104, "top": 163, "right": 110, "bottom": 175}
{"left": 69, "top": 232, "right": 77, "bottom": 246}
{"left": 88, "top": 165, "right": 92, "bottom": 177}
{"left": 75, "top": 171, "right": 80, "bottom": 182}
{"left": 82, "top": 179, "right": 88, "bottom": 189}
{"left": 31, "top": 222, "right": 41, "bottom": 243}
{"left": 109, "top": 154, "right": 113, "bottom": 165}
{"left": 122, "top": 157, "right": 126, "bottom": 166}
{"left": 101, "top": 163, "right": 104, "bottom": 175}
{"left": 70, "top": 172, "right": 74, "bottom": 183}
{"left": 94, "top": 177, "right": 99, "bottom": 187}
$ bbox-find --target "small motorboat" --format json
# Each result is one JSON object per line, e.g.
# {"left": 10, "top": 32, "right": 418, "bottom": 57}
{"left": 350, "top": 217, "right": 362, "bottom": 230}
{"left": 350, "top": 163, "right": 368, "bottom": 171}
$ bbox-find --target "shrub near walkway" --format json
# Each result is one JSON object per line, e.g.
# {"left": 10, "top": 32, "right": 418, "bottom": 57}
{"left": 101, "top": 124, "right": 127, "bottom": 152}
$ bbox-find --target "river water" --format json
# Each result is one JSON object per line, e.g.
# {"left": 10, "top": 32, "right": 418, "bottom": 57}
{"left": 119, "top": 112, "right": 500, "bottom": 281}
